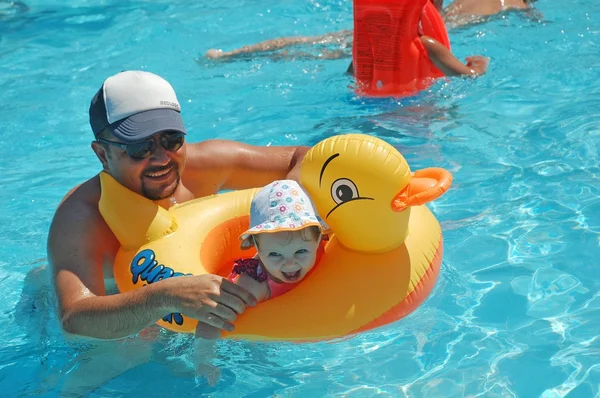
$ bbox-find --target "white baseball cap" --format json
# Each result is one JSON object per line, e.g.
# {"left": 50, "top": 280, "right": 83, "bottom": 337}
{"left": 89, "top": 70, "right": 186, "bottom": 143}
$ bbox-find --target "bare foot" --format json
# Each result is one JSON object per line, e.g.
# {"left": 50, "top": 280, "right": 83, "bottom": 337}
{"left": 195, "top": 363, "right": 221, "bottom": 387}
{"left": 206, "top": 49, "right": 225, "bottom": 59}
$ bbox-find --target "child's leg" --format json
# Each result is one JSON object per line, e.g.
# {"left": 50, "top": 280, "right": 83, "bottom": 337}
{"left": 193, "top": 322, "right": 222, "bottom": 386}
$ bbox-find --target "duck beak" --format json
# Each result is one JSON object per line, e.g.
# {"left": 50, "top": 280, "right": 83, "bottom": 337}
{"left": 391, "top": 168, "right": 453, "bottom": 212}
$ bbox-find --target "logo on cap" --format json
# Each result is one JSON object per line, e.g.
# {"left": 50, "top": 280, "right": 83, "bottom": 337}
{"left": 160, "top": 101, "right": 180, "bottom": 110}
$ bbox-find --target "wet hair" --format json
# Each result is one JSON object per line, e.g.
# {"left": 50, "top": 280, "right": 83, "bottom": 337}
{"left": 253, "top": 226, "right": 321, "bottom": 248}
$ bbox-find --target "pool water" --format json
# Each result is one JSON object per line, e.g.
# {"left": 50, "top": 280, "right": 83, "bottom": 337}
{"left": 1, "top": 0, "right": 599, "bottom": 396}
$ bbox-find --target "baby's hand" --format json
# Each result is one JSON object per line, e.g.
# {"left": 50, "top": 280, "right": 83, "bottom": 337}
{"left": 465, "top": 56, "right": 490, "bottom": 75}
{"left": 206, "top": 49, "right": 224, "bottom": 59}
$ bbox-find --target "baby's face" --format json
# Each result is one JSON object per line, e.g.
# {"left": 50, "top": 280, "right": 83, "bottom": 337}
{"left": 254, "top": 231, "right": 320, "bottom": 283}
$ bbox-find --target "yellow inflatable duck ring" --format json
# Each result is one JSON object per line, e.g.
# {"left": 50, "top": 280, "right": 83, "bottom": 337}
{"left": 99, "top": 133, "right": 452, "bottom": 341}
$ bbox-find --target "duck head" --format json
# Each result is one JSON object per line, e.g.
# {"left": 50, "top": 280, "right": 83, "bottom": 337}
{"left": 300, "top": 134, "right": 452, "bottom": 253}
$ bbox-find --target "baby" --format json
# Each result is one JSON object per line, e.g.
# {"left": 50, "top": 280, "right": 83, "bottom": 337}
{"left": 193, "top": 179, "right": 328, "bottom": 385}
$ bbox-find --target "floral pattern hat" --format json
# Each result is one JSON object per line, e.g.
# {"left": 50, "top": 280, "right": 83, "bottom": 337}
{"left": 239, "top": 180, "right": 329, "bottom": 249}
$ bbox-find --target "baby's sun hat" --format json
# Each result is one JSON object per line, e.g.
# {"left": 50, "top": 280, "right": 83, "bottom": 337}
{"left": 239, "top": 180, "right": 329, "bottom": 249}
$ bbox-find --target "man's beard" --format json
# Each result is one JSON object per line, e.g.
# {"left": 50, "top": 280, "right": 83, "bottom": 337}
{"left": 141, "top": 166, "right": 181, "bottom": 200}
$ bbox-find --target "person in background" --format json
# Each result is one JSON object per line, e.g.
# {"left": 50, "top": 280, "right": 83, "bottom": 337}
{"left": 204, "top": 0, "right": 538, "bottom": 66}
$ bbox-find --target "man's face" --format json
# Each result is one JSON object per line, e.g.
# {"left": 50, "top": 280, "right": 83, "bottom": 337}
{"left": 93, "top": 130, "right": 187, "bottom": 200}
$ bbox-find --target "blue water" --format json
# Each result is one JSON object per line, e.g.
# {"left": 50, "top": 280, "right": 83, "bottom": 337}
{"left": 1, "top": 0, "right": 599, "bottom": 396}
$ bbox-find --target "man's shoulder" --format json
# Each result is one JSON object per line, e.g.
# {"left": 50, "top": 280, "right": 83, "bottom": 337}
{"left": 47, "top": 173, "right": 120, "bottom": 274}
{"left": 186, "top": 139, "right": 242, "bottom": 159}
{"left": 184, "top": 139, "right": 251, "bottom": 172}
{"left": 182, "top": 140, "right": 239, "bottom": 195}
{"left": 47, "top": 174, "right": 110, "bottom": 258}
{"left": 53, "top": 174, "right": 102, "bottom": 222}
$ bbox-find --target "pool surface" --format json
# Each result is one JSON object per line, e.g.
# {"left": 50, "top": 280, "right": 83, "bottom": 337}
{"left": 1, "top": 0, "right": 599, "bottom": 396}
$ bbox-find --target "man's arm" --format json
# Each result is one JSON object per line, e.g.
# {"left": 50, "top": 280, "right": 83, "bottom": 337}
{"left": 48, "top": 187, "right": 168, "bottom": 339}
{"left": 283, "top": 145, "right": 310, "bottom": 183}
{"left": 184, "top": 140, "right": 310, "bottom": 192}
{"left": 48, "top": 182, "right": 255, "bottom": 340}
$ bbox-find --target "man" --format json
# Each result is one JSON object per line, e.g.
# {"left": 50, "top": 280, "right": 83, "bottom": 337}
{"left": 47, "top": 70, "right": 311, "bottom": 340}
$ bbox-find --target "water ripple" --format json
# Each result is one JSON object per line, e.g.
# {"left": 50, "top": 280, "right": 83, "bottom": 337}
{"left": 1, "top": 0, "right": 600, "bottom": 396}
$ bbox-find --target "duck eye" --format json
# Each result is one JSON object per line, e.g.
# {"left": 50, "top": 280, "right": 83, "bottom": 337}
{"left": 331, "top": 178, "right": 359, "bottom": 205}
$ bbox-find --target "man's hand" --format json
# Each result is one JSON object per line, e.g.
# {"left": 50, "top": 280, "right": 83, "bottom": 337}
{"left": 161, "top": 274, "right": 257, "bottom": 332}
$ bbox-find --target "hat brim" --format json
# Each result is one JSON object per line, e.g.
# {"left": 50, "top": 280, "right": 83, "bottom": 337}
{"left": 239, "top": 219, "right": 329, "bottom": 250}
{"left": 108, "top": 108, "right": 187, "bottom": 144}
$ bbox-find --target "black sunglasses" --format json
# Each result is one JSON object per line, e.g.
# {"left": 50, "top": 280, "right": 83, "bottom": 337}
{"left": 97, "top": 131, "right": 185, "bottom": 160}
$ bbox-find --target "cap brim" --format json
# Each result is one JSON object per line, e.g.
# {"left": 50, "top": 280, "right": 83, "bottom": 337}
{"left": 108, "top": 108, "right": 186, "bottom": 143}
{"left": 239, "top": 218, "right": 329, "bottom": 250}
